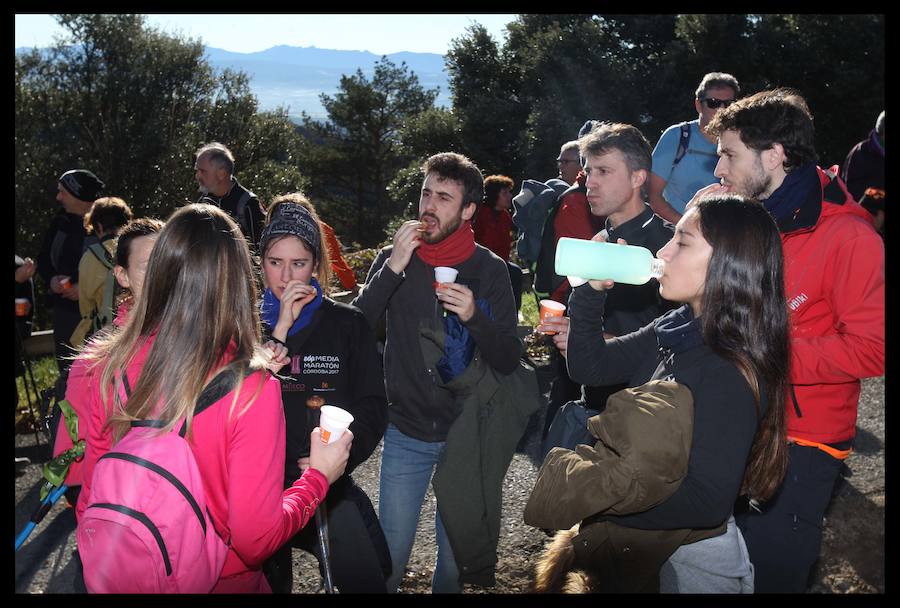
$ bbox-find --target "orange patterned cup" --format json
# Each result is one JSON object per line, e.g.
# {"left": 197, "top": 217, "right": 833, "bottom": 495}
{"left": 539, "top": 299, "right": 566, "bottom": 335}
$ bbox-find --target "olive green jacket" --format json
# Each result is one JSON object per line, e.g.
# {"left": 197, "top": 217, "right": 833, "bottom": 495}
{"left": 422, "top": 324, "right": 542, "bottom": 587}
{"left": 524, "top": 380, "right": 724, "bottom": 592}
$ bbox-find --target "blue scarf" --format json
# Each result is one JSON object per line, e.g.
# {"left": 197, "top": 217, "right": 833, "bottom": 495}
{"left": 260, "top": 277, "right": 324, "bottom": 337}
{"left": 436, "top": 298, "right": 492, "bottom": 384}
{"left": 762, "top": 162, "right": 818, "bottom": 223}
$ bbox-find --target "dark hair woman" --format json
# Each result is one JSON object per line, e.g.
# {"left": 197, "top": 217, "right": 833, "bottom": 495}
{"left": 528, "top": 195, "right": 789, "bottom": 593}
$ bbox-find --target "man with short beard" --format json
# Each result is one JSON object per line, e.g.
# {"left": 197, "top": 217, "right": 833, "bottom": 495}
{"left": 704, "top": 89, "right": 885, "bottom": 593}
{"left": 353, "top": 152, "right": 523, "bottom": 593}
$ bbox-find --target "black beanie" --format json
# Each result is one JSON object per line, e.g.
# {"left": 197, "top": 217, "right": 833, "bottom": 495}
{"left": 58, "top": 169, "right": 105, "bottom": 202}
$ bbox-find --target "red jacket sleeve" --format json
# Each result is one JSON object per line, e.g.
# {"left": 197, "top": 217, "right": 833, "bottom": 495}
{"left": 789, "top": 228, "right": 885, "bottom": 384}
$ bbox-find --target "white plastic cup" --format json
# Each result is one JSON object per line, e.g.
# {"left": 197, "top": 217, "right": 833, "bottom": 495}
{"left": 318, "top": 405, "right": 354, "bottom": 444}
{"left": 434, "top": 266, "right": 458, "bottom": 286}
{"left": 59, "top": 276, "right": 72, "bottom": 290}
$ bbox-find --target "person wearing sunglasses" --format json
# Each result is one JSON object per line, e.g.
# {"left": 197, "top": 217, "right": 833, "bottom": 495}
{"left": 647, "top": 72, "right": 740, "bottom": 224}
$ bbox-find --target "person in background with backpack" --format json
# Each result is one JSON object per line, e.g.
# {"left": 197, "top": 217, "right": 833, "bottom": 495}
{"left": 69, "top": 197, "right": 133, "bottom": 348}
{"left": 70, "top": 203, "right": 351, "bottom": 593}
{"left": 647, "top": 72, "right": 740, "bottom": 224}
{"left": 194, "top": 141, "right": 266, "bottom": 252}
{"left": 533, "top": 127, "right": 605, "bottom": 439}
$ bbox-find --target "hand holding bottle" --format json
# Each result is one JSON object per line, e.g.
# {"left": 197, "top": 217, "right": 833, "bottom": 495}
{"left": 555, "top": 232, "right": 663, "bottom": 290}
{"left": 587, "top": 232, "right": 623, "bottom": 292}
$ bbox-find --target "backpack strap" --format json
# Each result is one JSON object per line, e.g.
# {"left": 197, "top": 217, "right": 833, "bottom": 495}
{"left": 87, "top": 243, "right": 114, "bottom": 269}
{"left": 672, "top": 122, "right": 692, "bottom": 168}
{"left": 87, "top": 243, "right": 116, "bottom": 331}
{"left": 121, "top": 364, "right": 250, "bottom": 436}
{"left": 177, "top": 364, "right": 250, "bottom": 437}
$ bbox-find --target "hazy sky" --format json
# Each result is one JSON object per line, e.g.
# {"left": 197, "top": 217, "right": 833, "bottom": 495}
{"left": 14, "top": 13, "right": 518, "bottom": 55}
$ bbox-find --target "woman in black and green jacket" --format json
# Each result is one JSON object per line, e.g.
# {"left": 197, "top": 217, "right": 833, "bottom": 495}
{"left": 259, "top": 193, "right": 390, "bottom": 593}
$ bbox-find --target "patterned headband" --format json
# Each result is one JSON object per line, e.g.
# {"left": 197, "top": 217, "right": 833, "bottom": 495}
{"left": 259, "top": 203, "right": 321, "bottom": 260}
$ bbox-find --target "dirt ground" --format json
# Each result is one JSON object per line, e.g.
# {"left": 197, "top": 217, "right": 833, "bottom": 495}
{"left": 14, "top": 373, "right": 884, "bottom": 595}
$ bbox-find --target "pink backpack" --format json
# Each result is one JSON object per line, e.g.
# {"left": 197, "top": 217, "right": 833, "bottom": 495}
{"left": 76, "top": 366, "right": 243, "bottom": 593}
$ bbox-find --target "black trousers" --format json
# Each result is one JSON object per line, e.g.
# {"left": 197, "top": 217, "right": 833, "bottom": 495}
{"left": 541, "top": 348, "right": 582, "bottom": 439}
{"left": 735, "top": 443, "right": 844, "bottom": 592}
{"left": 264, "top": 476, "right": 391, "bottom": 593}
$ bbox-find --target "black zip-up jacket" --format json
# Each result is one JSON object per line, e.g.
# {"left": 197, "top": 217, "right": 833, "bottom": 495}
{"left": 37, "top": 210, "right": 89, "bottom": 311}
{"left": 567, "top": 285, "right": 765, "bottom": 530}
{"left": 353, "top": 245, "right": 523, "bottom": 442}
{"left": 601, "top": 204, "right": 676, "bottom": 337}
{"left": 264, "top": 298, "right": 388, "bottom": 483}
{"left": 198, "top": 178, "right": 265, "bottom": 250}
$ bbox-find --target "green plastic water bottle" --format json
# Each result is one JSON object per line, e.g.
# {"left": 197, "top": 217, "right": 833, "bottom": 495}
{"left": 555, "top": 237, "right": 664, "bottom": 285}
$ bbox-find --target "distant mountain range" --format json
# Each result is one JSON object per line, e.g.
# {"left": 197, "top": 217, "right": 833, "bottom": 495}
{"left": 203, "top": 46, "right": 452, "bottom": 121}
{"left": 15, "top": 45, "right": 452, "bottom": 123}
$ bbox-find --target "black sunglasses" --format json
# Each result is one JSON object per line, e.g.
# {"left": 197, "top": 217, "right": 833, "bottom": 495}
{"left": 701, "top": 97, "right": 735, "bottom": 109}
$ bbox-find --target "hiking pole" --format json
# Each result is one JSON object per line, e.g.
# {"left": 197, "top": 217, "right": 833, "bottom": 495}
{"left": 16, "top": 323, "right": 43, "bottom": 447}
{"left": 15, "top": 482, "right": 68, "bottom": 551}
{"left": 315, "top": 503, "right": 336, "bottom": 593}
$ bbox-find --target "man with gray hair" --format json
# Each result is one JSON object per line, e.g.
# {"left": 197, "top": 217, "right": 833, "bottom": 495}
{"left": 648, "top": 72, "right": 740, "bottom": 223}
{"left": 842, "top": 110, "right": 885, "bottom": 202}
{"left": 556, "top": 140, "right": 582, "bottom": 185}
{"left": 194, "top": 142, "right": 265, "bottom": 249}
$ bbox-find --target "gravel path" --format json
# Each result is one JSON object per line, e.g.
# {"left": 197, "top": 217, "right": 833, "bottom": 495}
{"left": 14, "top": 373, "right": 884, "bottom": 594}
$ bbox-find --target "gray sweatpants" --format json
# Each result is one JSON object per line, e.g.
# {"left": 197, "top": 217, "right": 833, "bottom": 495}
{"left": 659, "top": 515, "right": 754, "bottom": 593}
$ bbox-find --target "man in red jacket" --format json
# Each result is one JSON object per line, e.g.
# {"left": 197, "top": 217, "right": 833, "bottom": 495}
{"left": 705, "top": 89, "right": 885, "bottom": 593}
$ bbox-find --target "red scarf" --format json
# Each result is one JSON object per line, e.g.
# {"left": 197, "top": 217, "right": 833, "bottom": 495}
{"left": 415, "top": 220, "right": 477, "bottom": 267}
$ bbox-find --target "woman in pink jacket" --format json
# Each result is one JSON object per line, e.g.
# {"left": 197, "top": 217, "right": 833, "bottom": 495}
{"left": 70, "top": 203, "right": 351, "bottom": 592}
